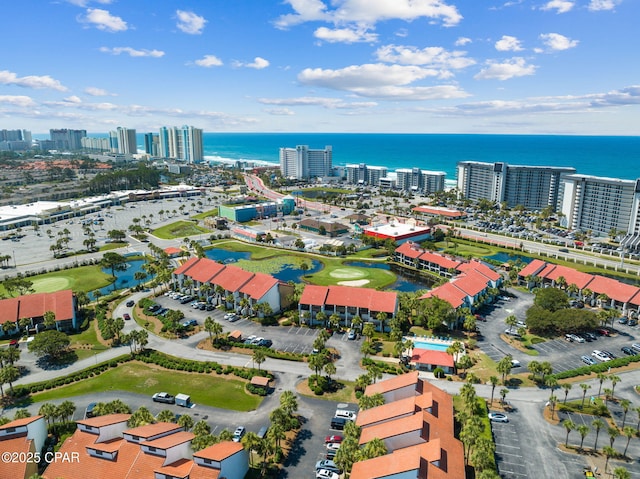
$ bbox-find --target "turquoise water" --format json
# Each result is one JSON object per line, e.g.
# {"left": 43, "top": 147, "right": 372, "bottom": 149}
{"left": 484, "top": 253, "right": 533, "bottom": 264}
{"left": 410, "top": 339, "right": 451, "bottom": 352}
{"left": 187, "top": 133, "right": 640, "bottom": 181}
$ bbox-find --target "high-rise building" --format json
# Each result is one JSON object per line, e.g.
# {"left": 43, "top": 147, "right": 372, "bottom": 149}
{"left": 558, "top": 174, "right": 640, "bottom": 236}
{"left": 345, "top": 163, "right": 388, "bottom": 186}
{"left": 0, "top": 129, "right": 31, "bottom": 143}
{"left": 80, "top": 137, "right": 110, "bottom": 152}
{"left": 158, "top": 126, "right": 204, "bottom": 163}
{"left": 457, "top": 161, "right": 575, "bottom": 210}
{"left": 144, "top": 133, "right": 160, "bottom": 156}
{"left": 49, "top": 129, "right": 87, "bottom": 151}
{"left": 114, "top": 127, "right": 137, "bottom": 155}
{"left": 396, "top": 168, "right": 446, "bottom": 194}
{"left": 279, "top": 145, "right": 332, "bottom": 179}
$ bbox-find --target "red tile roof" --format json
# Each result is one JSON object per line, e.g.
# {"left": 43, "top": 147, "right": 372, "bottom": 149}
{"left": 324, "top": 285, "right": 398, "bottom": 314}
{"left": 356, "top": 395, "right": 422, "bottom": 428}
{"left": 163, "top": 247, "right": 182, "bottom": 255}
{"left": 0, "top": 415, "right": 44, "bottom": 430}
{"left": 0, "top": 436, "right": 34, "bottom": 479}
{"left": 586, "top": 275, "right": 640, "bottom": 303}
{"left": 142, "top": 431, "right": 194, "bottom": 449}
{"left": 0, "top": 290, "right": 74, "bottom": 326}
{"left": 419, "top": 251, "right": 461, "bottom": 270}
{"left": 194, "top": 441, "right": 244, "bottom": 461}
{"left": 364, "top": 371, "right": 420, "bottom": 397}
{"left": 124, "top": 422, "right": 183, "bottom": 439}
{"left": 359, "top": 412, "right": 426, "bottom": 445}
{"left": 411, "top": 349, "right": 455, "bottom": 368}
{"left": 541, "top": 264, "right": 595, "bottom": 290}
{"left": 395, "top": 241, "right": 424, "bottom": 259}
{"left": 239, "top": 272, "right": 279, "bottom": 300}
{"left": 298, "top": 285, "right": 329, "bottom": 306}
{"left": 76, "top": 414, "right": 131, "bottom": 428}
{"left": 453, "top": 271, "right": 489, "bottom": 296}
{"left": 518, "top": 259, "right": 547, "bottom": 278}
{"left": 458, "top": 260, "right": 501, "bottom": 282}
{"left": 154, "top": 457, "right": 194, "bottom": 478}
{"left": 185, "top": 258, "right": 226, "bottom": 283}
{"left": 413, "top": 206, "right": 466, "bottom": 218}
{"left": 208, "top": 265, "right": 254, "bottom": 293}
{"left": 172, "top": 256, "right": 199, "bottom": 276}
{"left": 421, "top": 282, "right": 467, "bottom": 309}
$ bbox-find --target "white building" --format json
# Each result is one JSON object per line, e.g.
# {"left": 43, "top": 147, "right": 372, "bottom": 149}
{"left": 159, "top": 125, "right": 204, "bottom": 163}
{"left": 345, "top": 163, "right": 388, "bottom": 186}
{"left": 396, "top": 168, "right": 445, "bottom": 194}
{"left": 110, "top": 127, "right": 137, "bottom": 155}
{"left": 279, "top": 145, "right": 332, "bottom": 179}
{"left": 558, "top": 174, "right": 640, "bottom": 236}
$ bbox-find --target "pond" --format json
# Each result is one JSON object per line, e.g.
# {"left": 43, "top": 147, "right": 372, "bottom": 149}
{"left": 484, "top": 252, "right": 533, "bottom": 265}
{"left": 344, "top": 261, "right": 434, "bottom": 293}
{"left": 91, "top": 259, "right": 151, "bottom": 299}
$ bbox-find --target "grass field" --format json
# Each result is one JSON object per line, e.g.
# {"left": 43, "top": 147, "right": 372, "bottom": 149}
{"left": 0, "top": 265, "right": 113, "bottom": 295}
{"left": 152, "top": 221, "right": 210, "bottom": 239}
{"left": 192, "top": 208, "right": 219, "bottom": 220}
{"left": 31, "top": 362, "right": 262, "bottom": 411}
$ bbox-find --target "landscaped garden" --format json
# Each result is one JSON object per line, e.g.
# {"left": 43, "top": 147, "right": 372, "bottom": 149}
{"left": 152, "top": 220, "right": 211, "bottom": 239}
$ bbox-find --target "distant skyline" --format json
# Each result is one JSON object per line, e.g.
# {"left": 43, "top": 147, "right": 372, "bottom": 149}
{"left": 1, "top": 0, "right": 638, "bottom": 135}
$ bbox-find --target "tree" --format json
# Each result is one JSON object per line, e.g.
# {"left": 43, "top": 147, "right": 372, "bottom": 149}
{"left": 252, "top": 349, "right": 266, "bottom": 371}
{"left": 279, "top": 390, "right": 298, "bottom": 416}
{"left": 620, "top": 399, "right": 631, "bottom": 428}
{"left": 39, "top": 403, "right": 57, "bottom": 428}
{"left": 613, "top": 467, "right": 631, "bottom": 479}
{"left": 592, "top": 418, "right": 605, "bottom": 451}
{"left": 496, "top": 356, "right": 513, "bottom": 384}
{"left": 580, "top": 383, "right": 591, "bottom": 409}
{"left": 561, "top": 383, "right": 572, "bottom": 404}
{"left": 622, "top": 425, "right": 635, "bottom": 457}
{"left": 128, "top": 406, "right": 155, "bottom": 428}
{"left": 0, "top": 365, "right": 19, "bottom": 395}
{"left": 362, "top": 322, "right": 376, "bottom": 341}
{"left": 359, "top": 437, "right": 387, "bottom": 461}
{"left": 577, "top": 424, "right": 589, "bottom": 451}
{"left": 596, "top": 372, "right": 607, "bottom": 397}
{"left": 500, "top": 388, "right": 509, "bottom": 405}
{"left": 562, "top": 419, "right": 576, "bottom": 447}
{"left": 204, "top": 317, "right": 222, "bottom": 345}
{"left": 57, "top": 400, "right": 76, "bottom": 423}
{"left": 43, "top": 310, "right": 56, "bottom": 329}
{"left": 27, "top": 330, "right": 70, "bottom": 359}
{"left": 603, "top": 446, "right": 616, "bottom": 474}
{"left": 608, "top": 426, "right": 619, "bottom": 448}
{"left": 489, "top": 376, "right": 499, "bottom": 405}
{"left": 609, "top": 374, "right": 621, "bottom": 398}
{"left": 156, "top": 410, "right": 175, "bottom": 423}
{"left": 193, "top": 420, "right": 211, "bottom": 437}
{"left": 505, "top": 315, "right": 518, "bottom": 332}
{"left": 100, "top": 252, "right": 128, "bottom": 279}
{"left": 177, "top": 414, "right": 194, "bottom": 431}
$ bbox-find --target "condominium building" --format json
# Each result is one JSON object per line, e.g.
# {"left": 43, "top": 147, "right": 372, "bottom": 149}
{"left": 456, "top": 161, "right": 575, "bottom": 210}
{"left": 0, "top": 129, "right": 31, "bottom": 143}
{"left": 279, "top": 145, "right": 332, "bottom": 179}
{"left": 396, "top": 168, "right": 446, "bottom": 194}
{"left": 80, "top": 136, "right": 110, "bottom": 152}
{"left": 144, "top": 132, "right": 159, "bottom": 156}
{"left": 49, "top": 129, "right": 87, "bottom": 151}
{"left": 158, "top": 125, "right": 203, "bottom": 162}
{"left": 558, "top": 174, "right": 640, "bottom": 236}
{"left": 345, "top": 163, "right": 388, "bottom": 186}
{"left": 110, "top": 127, "right": 137, "bottom": 155}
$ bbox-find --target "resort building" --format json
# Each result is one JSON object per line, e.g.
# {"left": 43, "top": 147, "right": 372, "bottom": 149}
{"left": 158, "top": 125, "right": 204, "bottom": 163}
{"left": 345, "top": 163, "right": 388, "bottom": 186}
{"left": 456, "top": 161, "right": 575, "bottom": 210}
{"left": 518, "top": 258, "right": 640, "bottom": 315}
{"left": 351, "top": 372, "right": 464, "bottom": 479}
{"left": 218, "top": 196, "right": 296, "bottom": 223}
{"left": 363, "top": 221, "right": 432, "bottom": 245}
{"left": 0, "top": 290, "right": 77, "bottom": 337}
{"left": 396, "top": 168, "right": 446, "bottom": 194}
{"left": 112, "top": 127, "right": 137, "bottom": 155}
{"left": 0, "top": 415, "right": 47, "bottom": 479}
{"left": 557, "top": 174, "right": 640, "bottom": 237}
{"left": 49, "top": 129, "right": 86, "bottom": 151}
{"left": 279, "top": 145, "right": 332, "bottom": 180}
{"left": 298, "top": 284, "right": 398, "bottom": 331}
{"left": 172, "top": 257, "right": 294, "bottom": 315}
{"left": 43, "top": 414, "right": 249, "bottom": 479}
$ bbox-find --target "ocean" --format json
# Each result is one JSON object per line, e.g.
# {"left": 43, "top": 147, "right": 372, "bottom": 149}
{"left": 199, "top": 133, "right": 640, "bottom": 183}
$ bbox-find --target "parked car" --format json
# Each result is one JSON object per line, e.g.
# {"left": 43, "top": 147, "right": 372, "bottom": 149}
{"left": 632, "top": 343, "right": 640, "bottom": 352}
{"left": 347, "top": 330, "right": 357, "bottom": 340}
{"left": 326, "top": 442, "right": 341, "bottom": 452}
{"left": 324, "top": 435, "right": 343, "bottom": 444}
{"left": 601, "top": 350, "right": 616, "bottom": 359}
{"left": 152, "top": 392, "right": 176, "bottom": 404}
{"left": 591, "top": 350, "right": 611, "bottom": 362}
{"left": 232, "top": 426, "right": 246, "bottom": 442}
{"left": 123, "top": 313, "right": 131, "bottom": 321}
{"left": 224, "top": 312, "right": 237, "bottom": 320}
{"left": 334, "top": 410, "right": 357, "bottom": 421}
{"left": 9, "top": 339, "right": 19, "bottom": 348}
{"left": 488, "top": 412, "right": 509, "bottom": 423}
{"left": 596, "top": 328, "right": 611, "bottom": 336}
{"left": 584, "top": 332, "right": 597, "bottom": 341}
{"left": 126, "top": 300, "right": 135, "bottom": 307}
{"left": 257, "top": 338, "right": 272, "bottom": 348}
{"left": 316, "top": 459, "right": 340, "bottom": 474}
{"left": 316, "top": 469, "right": 340, "bottom": 479}
{"left": 629, "top": 319, "right": 638, "bottom": 326}
{"left": 504, "top": 328, "right": 520, "bottom": 337}
{"left": 511, "top": 359, "right": 521, "bottom": 368}
{"left": 85, "top": 402, "right": 97, "bottom": 418}
{"left": 618, "top": 317, "right": 628, "bottom": 325}
{"left": 581, "top": 355, "right": 597, "bottom": 365}
{"left": 182, "top": 319, "right": 197, "bottom": 328}
{"left": 621, "top": 346, "right": 636, "bottom": 356}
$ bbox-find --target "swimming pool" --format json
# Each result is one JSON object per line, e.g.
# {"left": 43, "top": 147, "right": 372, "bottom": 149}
{"left": 409, "top": 339, "right": 452, "bottom": 352}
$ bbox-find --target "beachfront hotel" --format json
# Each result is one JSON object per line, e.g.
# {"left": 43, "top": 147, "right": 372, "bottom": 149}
{"left": 279, "top": 145, "right": 332, "bottom": 179}
{"left": 345, "top": 163, "right": 388, "bottom": 186}
{"left": 396, "top": 168, "right": 446, "bottom": 194}
{"left": 456, "top": 161, "right": 575, "bottom": 210}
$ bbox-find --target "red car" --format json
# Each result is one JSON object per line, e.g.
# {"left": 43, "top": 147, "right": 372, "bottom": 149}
{"left": 324, "top": 435, "right": 343, "bottom": 444}
{"left": 123, "top": 313, "right": 131, "bottom": 321}
{"left": 9, "top": 339, "right": 19, "bottom": 348}
{"left": 596, "top": 328, "right": 610, "bottom": 336}
{"left": 474, "top": 314, "right": 486, "bottom": 322}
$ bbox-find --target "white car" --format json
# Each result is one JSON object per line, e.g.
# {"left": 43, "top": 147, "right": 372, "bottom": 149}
{"left": 488, "top": 412, "right": 509, "bottom": 423}
{"left": 224, "top": 312, "right": 237, "bottom": 320}
{"left": 592, "top": 350, "right": 611, "bottom": 362}
{"left": 511, "top": 359, "right": 521, "bottom": 368}
{"left": 316, "top": 469, "right": 340, "bottom": 479}
{"left": 326, "top": 442, "right": 341, "bottom": 452}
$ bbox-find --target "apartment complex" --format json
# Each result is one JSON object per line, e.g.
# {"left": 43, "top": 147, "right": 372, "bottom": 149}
{"left": 0, "top": 129, "right": 31, "bottom": 151}
{"left": 456, "top": 161, "right": 575, "bottom": 210}
{"left": 396, "top": 168, "right": 446, "bottom": 194}
{"left": 109, "top": 127, "right": 137, "bottom": 155}
{"left": 50, "top": 129, "right": 86, "bottom": 151}
{"left": 345, "top": 163, "right": 388, "bottom": 186}
{"left": 144, "top": 132, "right": 160, "bottom": 156}
{"left": 558, "top": 174, "right": 640, "bottom": 236}
{"left": 159, "top": 125, "right": 204, "bottom": 163}
{"left": 279, "top": 145, "right": 332, "bottom": 179}
{"left": 351, "top": 372, "right": 464, "bottom": 479}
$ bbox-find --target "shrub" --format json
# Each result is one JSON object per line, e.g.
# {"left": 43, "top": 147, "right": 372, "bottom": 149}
{"left": 433, "top": 367, "right": 446, "bottom": 378}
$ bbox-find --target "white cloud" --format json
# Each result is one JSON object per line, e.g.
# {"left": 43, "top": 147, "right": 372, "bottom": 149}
{"left": 539, "top": 33, "right": 578, "bottom": 51}
{"left": 79, "top": 8, "right": 128, "bottom": 32}
{"left": 314, "top": 26, "right": 378, "bottom": 43}
{"left": 375, "top": 44, "right": 476, "bottom": 73}
{"left": 65, "top": 0, "right": 112, "bottom": 6}
{"left": 495, "top": 35, "right": 523, "bottom": 52}
{"left": 588, "top": 0, "right": 621, "bottom": 11}
{"left": 99, "top": 46, "right": 165, "bottom": 57}
{"left": 264, "top": 108, "right": 296, "bottom": 116}
{"left": 0, "top": 95, "right": 36, "bottom": 107}
{"left": 540, "top": 0, "right": 574, "bottom": 13}
{"left": 455, "top": 37, "right": 472, "bottom": 46}
{"left": 275, "top": 0, "right": 462, "bottom": 29}
{"left": 194, "top": 55, "right": 223, "bottom": 67}
{"left": 63, "top": 96, "right": 82, "bottom": 104}
{"left": 176, "top": 10, "right": 207, "bottom": 34}
{"left": 258, "top": 96, "right": 378, "bottom": 109}
{"left": 84, "top": 86, "right": 115, "bottom": 96}
{"left": 474, "top": 57, "right": 536, "bottom": 80}
{"left": 234, "top": 57, "right": 270, "bottom": 69}
{"left": 0, "top": 70, "right": 67, "bottom": 91}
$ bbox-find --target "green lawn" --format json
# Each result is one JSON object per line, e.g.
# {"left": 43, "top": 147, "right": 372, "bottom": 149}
{"left": 31, "top": 362, "right": 262, "bottom": 411}
{"left": 0, "top": 265, "right": 113, "bottom": 295}
{"left": 152, "top": 221, "right": 210, "bottom": 239}
{"left": 192, "top": 208, "right": 219, "bottom": 220}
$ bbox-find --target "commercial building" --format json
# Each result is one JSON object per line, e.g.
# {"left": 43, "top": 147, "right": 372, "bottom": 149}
{"left": 363, "top": 221, "right": 432, "bottom": 245}
{"left": 218, "top": 195, "right": 296, "bottom": 223}
{"left": 456, "top": 161, "right": 575, "bottom": 210}
{"left": 279, "top": 145, "right": 332, "bottom": 179}
{"left": 345, "top": 163, "right": 388, "bottom": 186}
{"left": 351, "top": 372, "right": 465, "bottom": 479}
{"left": 557, "top": 174, "right": 640, "bottom": 237}
{"left": 43, "top": 414, "right": 249, "bottom": 479}
{"left": 396, "top": 168, "right": 446, "bottom": 194}
{"left": 159, "top": 125, "right": 204, "bottom": 163}
{"left": 49, "top": 129, "right": 87, "bottom": 151}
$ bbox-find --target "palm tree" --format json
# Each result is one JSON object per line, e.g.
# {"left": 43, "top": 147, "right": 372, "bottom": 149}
{"left": 359, "top": 437, "right": 387, "bottom": 461}
{"left": 613, "top": 467, "right": 631, "bottom": 479}
{"left": 156, "top": 410, "right": 175, "bottom": 423}
{"left": 561, "top": 383, "right": 572, "bottom": 404}
{"left": 505, "top": 315, "right": 518, "bottom": 332}
{"left": 562, "top": 419, "right": 576, "bottom": 447}
{"left": 620, "top": 399, "right": 631, "bottom": 428}
{"left": 38, "top": 403, "right": 57, "bottom": 428}
{"left": 592, "top": 418, "right": 605, "bottom": 451}
{"left": 241, "top": 431, "right": 261, "bottom": 466}
{"left": 252, "top": 349, "right": 266, "bottom": 371}
{"left": 546, "top": 376, "right": 559, "bottom": 401}
{"left": 580, "top": 383, "right": 591, "bottom": 408}
{"left": 279, "top": 390, "right": 298, "bottom": 416}
{"left": 489, "top": 376, "right": 499, "bottom": 405}
{"left": 548, "top": 395, "right": 558, "bottom": 420}
{"left": 577, "top": 424, "right": 590, "bottom": 451}
{"left": 603, "top": 446, "right": 616, "bottom": 474}
{"left": 622, "top": 426, "right": 635, "bottom": 457}
{"left": 609, "top": 375, "right": 621, "bottom": 398}
{"left": 608, "top": 426, "right": 619, "bottom": 448}
{"left": 500, "top": 388, "right": 509, "bottom": 405}
{"left": 597, "top": 373, "right": 607, "bottom": 397}
{"left": 177, "top": 414, "right": 194, "bottom": 431}
{"left": 57, "top": 400, "right": 76, "bottom": 423}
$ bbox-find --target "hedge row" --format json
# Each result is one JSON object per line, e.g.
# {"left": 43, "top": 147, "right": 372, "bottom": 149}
{"left": 362, "top": 357, "right": 406, "bottom": 375}
{"left": 552, "top": 354, "right": 640, "bottom": 380}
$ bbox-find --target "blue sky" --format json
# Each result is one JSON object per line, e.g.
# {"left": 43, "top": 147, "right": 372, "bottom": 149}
{"left": 1, "top": 0, "right": 638, "bottom": 135}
